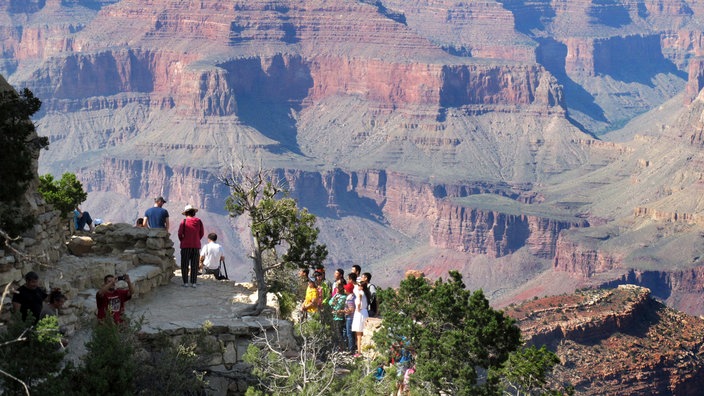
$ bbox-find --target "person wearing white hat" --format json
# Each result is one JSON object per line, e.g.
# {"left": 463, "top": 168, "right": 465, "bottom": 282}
{"left": 178, "top": 204, "right": 204, "bottom": 288}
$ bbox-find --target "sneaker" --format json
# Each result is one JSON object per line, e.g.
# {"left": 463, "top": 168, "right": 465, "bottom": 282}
{"left": 191, "top": 283, "right": 197, "bottom": 288}
{"left": 353, "top": 353, "right": 361, "bottom": 358}
{"left": 182, "top": 283, "right": 189, "bottom": 287}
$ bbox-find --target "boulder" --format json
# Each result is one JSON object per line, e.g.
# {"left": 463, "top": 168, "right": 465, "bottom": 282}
{"left": 67, "top": 236, "right": 94, "bottom": 257}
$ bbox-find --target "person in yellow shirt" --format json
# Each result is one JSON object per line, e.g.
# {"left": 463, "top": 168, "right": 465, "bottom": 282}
{"left": 301, "top": 280, "right": 319, "bottom": 319}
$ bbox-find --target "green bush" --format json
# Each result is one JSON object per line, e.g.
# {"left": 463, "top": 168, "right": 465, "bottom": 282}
{"left": 38, "top": 316, "right": 208, "bottom": 395}
{"left": 0, "top": 312, "right": 65, "bottom": 395}
{"left": 38, "top": 173, "right": 88, "bottom": 216}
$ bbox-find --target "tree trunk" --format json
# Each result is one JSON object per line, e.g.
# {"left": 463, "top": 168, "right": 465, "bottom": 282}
{"left": 249, "top": 236, "right": 267, "bottom": 316}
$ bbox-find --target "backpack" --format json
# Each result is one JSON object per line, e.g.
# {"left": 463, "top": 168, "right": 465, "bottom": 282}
{"left": 215, "top": 262, "right": 229, "bottom": 280}
{"left": 367, "top": 283, "right": 378, "bottom": 317}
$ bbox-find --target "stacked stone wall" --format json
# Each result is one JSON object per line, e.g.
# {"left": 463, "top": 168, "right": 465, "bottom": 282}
{"left": 1, "top": 221, "right": 177, "bottom": 336}
{"left": 0, "top": 191, "right": 66, "bottom": 289}
{"left": 139, "top": 319, "right": 297, "bottom": 395}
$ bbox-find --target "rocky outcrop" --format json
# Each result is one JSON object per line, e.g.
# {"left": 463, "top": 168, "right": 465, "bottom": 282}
{"left": 509, "top": 285, "right": 653, "bottom": 346}
{"left": 506, "top": 285, "right": 704, "bottom": 395}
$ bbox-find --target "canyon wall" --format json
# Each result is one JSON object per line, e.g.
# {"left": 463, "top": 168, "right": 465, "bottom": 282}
{"left": 431, "top": 204, "right": 588, "bottom": 258}
{"left": 78, "top": 163, "right": 585, "bottom": 263}
{"left": 553, "top": 235, "right": 623, "bottom": 277}
{"left": 25, "top": 50, "right": 565, "bottom": 120}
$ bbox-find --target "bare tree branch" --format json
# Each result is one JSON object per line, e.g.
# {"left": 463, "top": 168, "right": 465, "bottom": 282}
{"left": 0, "top": 281, "right": 15, "bottom": 316}
{"left": 0, "top": 367, "right": 30, "bottom": 396}
{"left": 0, "top": 228, "right": 53, "bottom": 270}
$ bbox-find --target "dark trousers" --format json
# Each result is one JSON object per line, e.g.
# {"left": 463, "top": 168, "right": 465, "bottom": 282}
{"left": 332, "top": 319, "right": 345, "bottom": 351}
{"left": 76, "top": 211, "right": 93, "bottom": 231}
{"left": 180, "top": 248, "right": 200, "bottom": 284}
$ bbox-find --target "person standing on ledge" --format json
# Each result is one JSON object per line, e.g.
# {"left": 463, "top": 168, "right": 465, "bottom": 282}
{"left": 143, "top": 196, "right": 170, "bottom": 229}
{"left": 178, "top": 204, "right": 204, "bottom": 288}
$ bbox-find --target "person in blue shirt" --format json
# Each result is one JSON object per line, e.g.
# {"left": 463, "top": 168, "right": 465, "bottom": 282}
{"left": 73, "top": 205, "right": 94, "bottom": 232}
{"left": 143, "top": 196, "right": 170, "bottom": 229}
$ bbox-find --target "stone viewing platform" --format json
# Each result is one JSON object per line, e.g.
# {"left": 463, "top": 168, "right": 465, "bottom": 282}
{"left": 126, "top": 275, "right": 278, "bottom": 333}
{"left": 0, "top": 220, "right": 298, "bottom": 395}
{"left": 65, "top": 274, "right": 295, "bottom": 395}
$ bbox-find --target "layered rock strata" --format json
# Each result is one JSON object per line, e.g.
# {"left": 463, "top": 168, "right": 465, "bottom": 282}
{"left": 552, "top": 235, "right": 622, "bottom": 277}
{"left": 79, "top": 163, "right": 584, "bottom": 261}
{"left": 431, "top": 204, "right": 588, "bottom": 258}
{"left": 600, "top": 266, "right": 704, "bottom": 315}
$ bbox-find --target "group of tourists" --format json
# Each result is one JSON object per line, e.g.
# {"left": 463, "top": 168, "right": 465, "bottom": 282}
{"left": 299, "top": 264, "right": 378, "bottom": 357}
{"left": 11, "top": 271, "right": 65, "bottom": 324}
{"left": 138, "top": 196, "right": 228, "bottom": 286}
{"left": 12, "top": 195, "right": 228, "bottom": 331}
{"left": 13, "top": 194, "right": 418, "bottom": 390}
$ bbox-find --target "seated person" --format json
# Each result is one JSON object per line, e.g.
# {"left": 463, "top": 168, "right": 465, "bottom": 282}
{"left": 200, "top": 233, "right": 225, "bottom": 276}
{"left": 73, "top": 205, "right": 94, "bottom": 232}
{"left": 40, "top": 289, "right": 67, "bottom": 320}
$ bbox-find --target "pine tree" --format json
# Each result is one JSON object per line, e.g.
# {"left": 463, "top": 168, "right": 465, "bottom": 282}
{"left": 0, "top": 88, "right": 48, "bottom": 238}
{"left": 373, "top": 271, "right": 524, "bottom": 395}
{"left": 71, "top": 317, "right": 136, "bottom": 396}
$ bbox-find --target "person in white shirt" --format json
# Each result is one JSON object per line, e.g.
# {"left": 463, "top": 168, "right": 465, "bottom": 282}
{"left": 200, "top": 233, "right": 225, "bottom": 277}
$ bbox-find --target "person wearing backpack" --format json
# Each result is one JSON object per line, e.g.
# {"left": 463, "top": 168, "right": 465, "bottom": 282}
{"left": 361, "top": 272, "right": 378, "bottom": 317}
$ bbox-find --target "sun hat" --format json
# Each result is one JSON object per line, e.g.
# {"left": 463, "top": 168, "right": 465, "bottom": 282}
{"left": 182, "top": 204, "right": 198, "bottom": 215}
